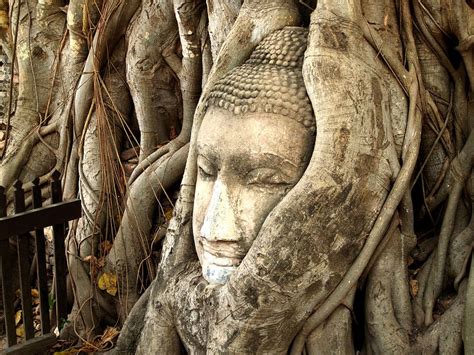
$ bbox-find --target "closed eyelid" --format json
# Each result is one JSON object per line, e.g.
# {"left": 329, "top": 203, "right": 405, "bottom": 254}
{"left": 246, "top": 167, "right": 294, "bottom": 185}
{"left": 197, "top": 155, "right": 218, "bottom": 177}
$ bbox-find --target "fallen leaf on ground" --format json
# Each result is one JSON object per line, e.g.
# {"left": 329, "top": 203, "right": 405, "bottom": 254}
{"left": 16, "top": 325, "right": 24, "bottom": 337}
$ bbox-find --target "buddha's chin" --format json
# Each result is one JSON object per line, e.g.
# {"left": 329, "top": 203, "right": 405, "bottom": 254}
{"left": 202, "top": 263, "right": 237, "bottom": 284}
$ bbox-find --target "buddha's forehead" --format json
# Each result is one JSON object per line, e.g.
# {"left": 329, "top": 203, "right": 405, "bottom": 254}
{"left": 197, "top": 107, "right": 312, "bottom": 165}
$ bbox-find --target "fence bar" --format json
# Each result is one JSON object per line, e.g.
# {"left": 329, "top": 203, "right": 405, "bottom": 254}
{"left": 0, "top": 185, "right": 17, "bottom": 346}
{"left": 32, "top": 178, "right": 51, "bottom": 334}
{"left": 0, "top": 200, "right": 82, "bottom": 240}
{"left": 14, "top": 181, "right": 35, "bottom": 340}
{"left": 4, "top": 333, "right": 57, "bottom": 355}
{"left": 50, "top": 171, "right": 68, "bottom": 325}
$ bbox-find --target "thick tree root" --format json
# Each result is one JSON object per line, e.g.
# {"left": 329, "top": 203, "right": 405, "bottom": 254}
{"left": 364, "top": 227, "right": 413, "bottom": 354}
{"left": 106, "top": 144, "right": 189, "bottom": 322}
{"left": 412, "top": 281, "right": 467, "bottom": 354}
{"left": 422, "top": 132, "right": 474, "bottom": 325}
{"left": 304, "top": 289, "right": 355, "bottom": 355}
{"left": 465, "top": 249, "right": 474, "bottom": 353}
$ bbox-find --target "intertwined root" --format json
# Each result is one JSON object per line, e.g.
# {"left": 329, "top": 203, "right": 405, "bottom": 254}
{"left": 0, "top": 0, "right": 472, "bottom": 351}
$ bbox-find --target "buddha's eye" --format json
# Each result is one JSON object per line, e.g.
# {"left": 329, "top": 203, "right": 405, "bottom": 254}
{"left": 246, "top": 168, "right": 291, "bottom": 186}
{"left": 197, "top": 156, "right": 216, "bottom": 181}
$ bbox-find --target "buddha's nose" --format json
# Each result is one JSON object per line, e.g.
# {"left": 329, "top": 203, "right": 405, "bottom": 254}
{"left": 200, "top": 179, "right": 241, "bottom": 242}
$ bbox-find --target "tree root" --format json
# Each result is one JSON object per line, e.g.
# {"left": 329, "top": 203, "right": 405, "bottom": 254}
{"left": 128, "top": 139, "right": 184, "bottom": 186}
{"left": 106, "top": 144, "right": 189, "bottom": 322}
{"left": 422, "top": 132, "right": 474, "bottom": 325}
{"left": 304, "top": 288, "right": 356, "bottom": 355}
{"left": 107, "top": 284, "right": 152, "bottom": 355}
{"left": 290, "top": 63, "right": 421, "bottom": 355}
{"left": 364, "top": 227, "right": 412, "bottom": 354}
{"left": 412, "top": 281, "right": 467, "bottom": 354}
{"left": 464, "top": 246, "right": 474, "bottom": 353}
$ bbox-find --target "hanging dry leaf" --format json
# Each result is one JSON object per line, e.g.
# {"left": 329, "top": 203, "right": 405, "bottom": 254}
{"left": 100, "top": 240, "right": 113, "bottom": 255}
{"left": 31, "top": 289, "right": 39, "bottom": 298}
{"left": 410, "top": 279, "right": 419, "bottom": 297}
{"left": 15, "top": 310, "right": 22, "bottom": 325}
{"left": 164, "top": 207, "right": 174, "bottom": 221}
{"left": 16, "top": 325, "right": 24, "bottom": 337}
{"left": 97, "top": 257, "right": 106, "bottom": 268}
{"left": 98, "top": 272, "right": 118, "bottom": 296}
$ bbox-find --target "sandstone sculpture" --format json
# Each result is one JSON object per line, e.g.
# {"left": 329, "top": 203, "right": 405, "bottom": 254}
{"left": 1, "top": 0, "right": 471, "bottom": 353}
{"left": 195, "top": 27, "right": 315, "bottom": 285}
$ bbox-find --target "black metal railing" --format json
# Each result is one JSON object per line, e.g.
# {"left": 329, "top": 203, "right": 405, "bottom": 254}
{"left": 0, "top": 171, "right": 81, "bottom": 354}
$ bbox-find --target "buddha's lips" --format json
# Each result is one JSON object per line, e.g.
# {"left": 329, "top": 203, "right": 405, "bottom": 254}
{"left": 200, "top": 237, "right": 246, "bottom": 266}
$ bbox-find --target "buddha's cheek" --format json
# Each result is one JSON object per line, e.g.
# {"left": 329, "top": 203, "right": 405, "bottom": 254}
{"left": 234, "top": 186, "right": 290, "bottom": 251}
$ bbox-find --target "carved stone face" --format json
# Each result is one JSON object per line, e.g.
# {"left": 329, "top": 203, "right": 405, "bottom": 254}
{"left": 193, "top": 107, "right": 313, "bottom": 284}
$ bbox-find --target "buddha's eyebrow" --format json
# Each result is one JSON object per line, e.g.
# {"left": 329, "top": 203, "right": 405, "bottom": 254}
{"left": 197, "top": 143, "right": 218, "bottom": 161}
{"left": 260, "top": 152, "right": 299, "bottom": 168}
{"left": 232, "top": 152, "right": 300, "bottom": 173}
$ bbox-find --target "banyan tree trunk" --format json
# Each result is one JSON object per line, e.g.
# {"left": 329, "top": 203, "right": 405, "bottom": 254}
{"left": 0, "top": 0, "right": 471, "bottom": 352}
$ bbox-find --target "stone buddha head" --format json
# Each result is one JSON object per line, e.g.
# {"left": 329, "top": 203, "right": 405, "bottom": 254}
{"left": 193, "top": 27, "right": 315, "bottom": 284}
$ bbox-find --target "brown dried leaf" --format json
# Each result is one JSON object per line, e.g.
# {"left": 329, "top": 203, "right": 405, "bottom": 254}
{"left": 410, "top": 279, "right": 419, "bottom": 297}
{"left": 100, "top": 240, "right": 113, "bottom": 255}
{"left": 164, "top": 207, "right": 174, "bottom": 222}
{"left": 97, "top": 257, "right": 106, "bottom": 268}
{"left": 31, "top": 288, "right": 39, "bottom": 298}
